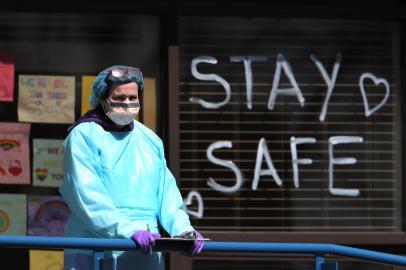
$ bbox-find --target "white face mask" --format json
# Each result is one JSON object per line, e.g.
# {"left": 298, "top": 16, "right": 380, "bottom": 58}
{"left": 102, "top": 99, "right": 140, "bottom": 126}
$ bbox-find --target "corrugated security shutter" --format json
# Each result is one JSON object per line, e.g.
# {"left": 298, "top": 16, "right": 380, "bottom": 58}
{"left": 176, "top": 17, "right": 401, "bottom": 232}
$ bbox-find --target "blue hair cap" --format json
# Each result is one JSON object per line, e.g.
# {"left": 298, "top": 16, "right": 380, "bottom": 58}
{"left": 89, "top": 65, "right": 144, "bottom": 107}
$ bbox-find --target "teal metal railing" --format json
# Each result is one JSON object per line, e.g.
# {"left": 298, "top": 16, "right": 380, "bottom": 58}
{"left": 0, "top": 236, "right": 405, "bottom": 270}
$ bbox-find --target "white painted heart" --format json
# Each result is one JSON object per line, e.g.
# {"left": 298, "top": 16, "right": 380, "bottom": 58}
{"left": 183, "top": 190, "right": 203, "bottom": 218}
{"left": 359, "top": 73, "right": 390, "bottom": 117}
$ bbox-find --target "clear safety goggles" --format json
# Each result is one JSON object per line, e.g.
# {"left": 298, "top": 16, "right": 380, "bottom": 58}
{"left": 108, "top": 67, "right": 140, "bottom": 79}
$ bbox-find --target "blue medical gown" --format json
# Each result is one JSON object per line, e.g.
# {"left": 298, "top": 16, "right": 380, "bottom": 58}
{"left": 59, "top": 121, "right": 194, "bottom": 270}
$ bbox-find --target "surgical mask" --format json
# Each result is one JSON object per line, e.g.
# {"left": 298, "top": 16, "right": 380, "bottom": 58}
{"left": 101, "top": 99, "right": 140, "bottom": 126}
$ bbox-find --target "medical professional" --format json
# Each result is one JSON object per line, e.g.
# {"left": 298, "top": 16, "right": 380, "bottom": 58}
{"left": 59, "top": 65, "right": 204, "bottom": 270}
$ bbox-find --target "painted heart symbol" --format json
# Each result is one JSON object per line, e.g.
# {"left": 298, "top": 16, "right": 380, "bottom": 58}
{"left": 35, "top": 168, "right": 48, "bottom": 181}
{"left": 359, "top": 73, "right": 390, "bottom": 117}
{"left": 183, "top": 190, "right": 203, "bottom": 218}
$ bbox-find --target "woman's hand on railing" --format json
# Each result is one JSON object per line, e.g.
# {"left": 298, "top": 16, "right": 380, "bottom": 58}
{"left": 179, "top": 230, "right": 205, "bottom": 255}
{"left": 130, "top": 230, "right": 161, "bottom": 254}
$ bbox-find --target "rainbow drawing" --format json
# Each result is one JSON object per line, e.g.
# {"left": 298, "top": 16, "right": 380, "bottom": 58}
{"left": 34, "top": 168, "right": 48, "bottom": 181}
{"left": 33, "top": 200, "right": 69, "bottom": 223}
{"left": 0, "top": 139, "right": 20, "bottom": 151}
{"left": 0, "top": 209, "right": 10, "bottom": 233}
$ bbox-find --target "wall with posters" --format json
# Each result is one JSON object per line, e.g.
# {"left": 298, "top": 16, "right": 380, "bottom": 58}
{"left": 0, "top": 13, "right": 161, "bottom": 270}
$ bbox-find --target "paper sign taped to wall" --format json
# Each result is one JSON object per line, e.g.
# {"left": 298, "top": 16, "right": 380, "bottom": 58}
{"left": 0, "top": 53, "right": 15, "bottom": 102}
{"left": 29, "top": 250, "right": 64, "bottom": 270}
{"left": 33, "top": 139, "right": 64, "bottom": 187}
{"left": 28, "top": 195, "right": 69, "bottom": 237}
{"left": 18, "top": 75, "right": 75, "bottom": 123}
{"left": 81, "top": 75, "right": 96, "bottom": 116}
{"left": 0, "top": 193, "right": 27, "bottom": 235}
{"left": 0, "top": 122, "right": 30, "bottom": 184}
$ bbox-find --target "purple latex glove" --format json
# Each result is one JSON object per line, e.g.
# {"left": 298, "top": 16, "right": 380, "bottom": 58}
{"left": 180, "top": 231, "right": 204, "bottom": 255}
{"left": 131, "top": 230, "right": 161, "bottom": 254}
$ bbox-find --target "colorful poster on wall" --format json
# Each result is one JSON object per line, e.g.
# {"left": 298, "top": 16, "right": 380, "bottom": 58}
{"left": 29, "top": 250, "right": 64, "bottom": 270}
{"left": 33, "top": 139, "right": 64, "bottom": 187}
{"left": 81, "top": 75, "right": 96, "bottom": 116}
{"left": 28, "top": 195, "right": 69, "bottom": 237}
{"left": 0, "top": 122, "right": 30, "bottom": 184}
{"left": 143, "top": 77, "right": 155, "bottom": 131}
{"left": 0, "top": 193, "right": 27, "bottom": 235}
{"left": 0, "top": 53, "right": 15, "bottom": 102}
{"left": 18, "top": 75, "right": 75, "bottom": 123}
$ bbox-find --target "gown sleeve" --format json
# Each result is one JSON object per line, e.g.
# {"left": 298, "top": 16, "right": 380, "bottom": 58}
{"left": 59, "top": 126, "right": 135, "bottom": 239}
{"left": 157, "top": 151, "right": 195, "bottom": 236}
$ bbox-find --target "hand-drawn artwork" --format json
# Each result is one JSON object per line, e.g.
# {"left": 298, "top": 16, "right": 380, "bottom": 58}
{"left": 183, "top": 191, "right": 203, "bottom": 218}
{"left": 8, "top": 160, "right": 22, "bottom": 176}
{"left": 230, "top": 56, "right": 268, "bottom": 110}
{"left": 311, "top": 53, "right": 342, "bottom": 121}
{"left": 268, "top": 54, "right": 305, "bottom": 110}
{"left": 359, "top": 72, "right": 390, "bottom": 117}
{"left": 29, "top": 250, "right": 64, "bottom": 270}
{"left": 252, "top": 138, "right": 282, "bottom": 190}
{"left": 35, "top": 168, "right": 48, "bottom": 181}
{"left": 0, "top": 53, "right": 15, "bottom": 102}
{"left": 0, "top": 209, "right": 10, "bottom": 233}
{"left": 33, "top": 139, "right": 64, "bottom": 187}
{"left": 190, "top": 56, "right": 231, "bottom": 109}
{"left": 18, "top": 75, "right": 75, "bottom": 123}
{"left": 81, "top": 75, "right": 96, "bottom": 115}
{"left": 206, "top": 141, "right": 244, "bottom": 193}
{"left": 290, "top": 137, "right": 316, "bottom": 188}
{"left": 0, "top": 123, "right": 30, "bottom": 184}
{"left": 328, "top": 136, "right": 363, "bottom": 196}
{"left": 0, "top": 139, "right": 21, "bottom": 151}
{"left": 0, "top": 193, "right": 26, "bottom": 235}
{"left": 28, "top": 195, "right": 70, "bottom": 236}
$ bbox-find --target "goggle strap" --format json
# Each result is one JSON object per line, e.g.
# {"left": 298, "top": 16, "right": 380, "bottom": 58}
{"left": 109, "top": 102, "right": 140, "bottom": 108}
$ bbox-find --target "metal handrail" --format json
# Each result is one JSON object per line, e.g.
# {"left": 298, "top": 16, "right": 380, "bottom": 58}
{"left": 0, "top": 236, "right": 405, "bottom": 269}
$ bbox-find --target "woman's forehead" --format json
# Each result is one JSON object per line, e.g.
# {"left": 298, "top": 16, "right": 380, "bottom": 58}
{"left": 110, "top": 82, "right": 138, "bottom": 95}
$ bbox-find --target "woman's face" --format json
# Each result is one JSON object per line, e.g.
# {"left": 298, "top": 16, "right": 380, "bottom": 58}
{"left": 108, "top": 82, "right": 139, "bottom": 103}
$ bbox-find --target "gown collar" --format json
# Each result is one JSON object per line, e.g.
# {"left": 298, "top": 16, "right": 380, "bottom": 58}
{"left": 67, "top": 105, "right": 134, "bottom": 134}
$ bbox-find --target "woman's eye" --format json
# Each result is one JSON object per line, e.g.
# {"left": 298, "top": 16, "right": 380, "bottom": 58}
{"left": 112, "top": 96, "right": 125, "bottom": 101}
{"left": 110, "top": 95, "right": 137, "bottom": 102}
